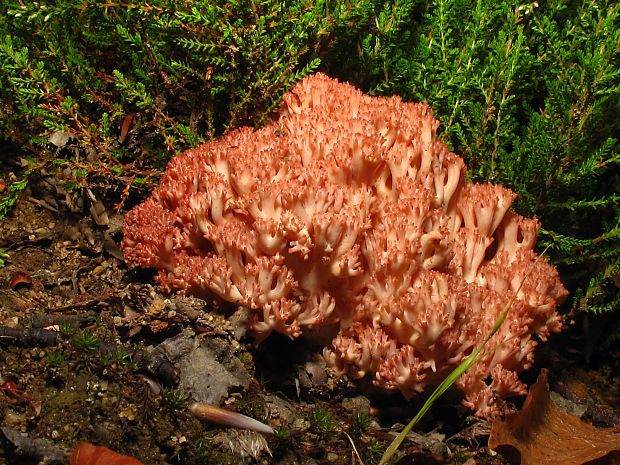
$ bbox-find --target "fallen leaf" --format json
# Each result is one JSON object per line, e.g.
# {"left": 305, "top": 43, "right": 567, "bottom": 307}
{"left": 48, "top": 130, "right": 72, "bottom": 148}
{"left": 10, "top": 271, "right": 32, "bottom": 290}
{"left": 86, "top": 188, "right": 109, "bottom": 226}
{"left": 119, "top": 113, "right": 135, "bottom": 143}
{"left": 69, "top": 442, "right": 144, "bottom": 465}
{"left": 489, "top": 369, "right": 620, "bottom": 465}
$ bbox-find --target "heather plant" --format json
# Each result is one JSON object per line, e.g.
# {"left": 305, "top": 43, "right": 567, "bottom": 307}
{"left": 1, "top": 0, "right": 618, "bottom": 315}
{"left": 0, "top": 0, "right": 383, "bottom": 206}
{"left": 328, "top": 0, "right": 619, "bottom": 316}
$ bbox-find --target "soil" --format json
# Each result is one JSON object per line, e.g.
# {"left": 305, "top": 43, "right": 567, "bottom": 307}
{"left": 0, "top": 155, "right": 618, "bottom": 465}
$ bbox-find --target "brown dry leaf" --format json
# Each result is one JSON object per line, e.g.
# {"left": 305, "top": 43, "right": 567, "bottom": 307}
{"left": 86, "top": 188, "right": 109, "bottom": 226}
{"left": 9, "top": 271, "right": 32, "bottom": 290}
{"left": 119, "top": 113, "right": 135, "bottom": 143}
{"left": 489, "top": 369, "right": 620, "bottom": 465}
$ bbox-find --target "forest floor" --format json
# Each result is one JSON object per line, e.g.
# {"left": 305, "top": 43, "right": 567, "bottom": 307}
{"left": 0, "top": 153, "right": 619, "bottom": 465}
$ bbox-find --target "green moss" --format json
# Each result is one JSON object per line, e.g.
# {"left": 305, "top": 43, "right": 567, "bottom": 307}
{"left": 310, "top": 406, "right": 338, "bottom": 433}
{"left": 350, "top": 411, "right": 372, "bottom": 435}
{"left": 0, "top": 0, "right": 388, "bottom": 163}
{"left": 71, "top": 332, "right": 99, "bottom": 352}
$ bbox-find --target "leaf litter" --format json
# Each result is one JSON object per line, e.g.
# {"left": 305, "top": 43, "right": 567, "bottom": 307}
{"left": 489, "top": 369, "right": 620, "bottom": 465}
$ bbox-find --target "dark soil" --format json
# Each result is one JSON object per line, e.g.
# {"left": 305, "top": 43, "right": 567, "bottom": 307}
{"left": 0, "top": 156, "right": 618, "bottom": 465}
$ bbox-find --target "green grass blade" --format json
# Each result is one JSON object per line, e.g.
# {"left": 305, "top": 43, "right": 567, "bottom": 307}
{"left": 378, "top": 246, "right": 549, "bottom": 465}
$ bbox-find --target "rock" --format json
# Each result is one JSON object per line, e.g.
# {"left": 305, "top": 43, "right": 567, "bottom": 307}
{"left": 263, "top": 394, "right": 303, "bottom": 429}
{"left": 48, "top": 131, "right": 72, "bottom": 148}
{"left": 327, "top": 452, "right": 340, "bottom": 462}
{"left": 297, "top": 354, "right": 328, "bottom": 390}
{"left": 229, "top": 306, "right": 251, "bottom": 340}
{"left": 341, "top": 395, "right": 371, "bottom": 416}
{"left": 154, "top": 329, "right": 251, "bottom": 405}
{"left": 550, "top": 391, "right": 588, "bottom": 418}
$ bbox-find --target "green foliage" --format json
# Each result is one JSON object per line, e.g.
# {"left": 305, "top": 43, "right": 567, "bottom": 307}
{"left": 1, "top": 0, "right": 617, "bottom": 314}
{"left": 333, "top": 0, "right": 619, "bottom": 314}
{"left": 58, "top": 320, "right": 77, "bottom": 337}
{"left": 363, "top": 440, "right": 384, "bottom": 465}
{"left": 350, "top": 411, "right": 372, "bottom": 435}
{"left": 0, "top": 171, "right": 32, "bottom": 222}
{"left": 46, "top": 351, "right": 65, "bottom": 367}
{"left": 160, "top": 387, "right": 189, "bottom": 410}
{"left": 310, "top": 406, "right": 338, "bottom": 433}
{"left": 0, "top": 0, "right": 389, "bottom": 163}
{"left": 0, "top": 0, "right": 402, "bottom": 220}
{"left": 273, "top": 426, "right": 291, "bottom": 440}
{"left": 71, "top": 332, "right": 100, "bottom": 352}
{"left": 100, "top": 347, "right": 132, "bottom": 368}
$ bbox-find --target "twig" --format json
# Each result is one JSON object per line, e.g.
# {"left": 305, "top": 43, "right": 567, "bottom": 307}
{"left": 344, "top": 431, "right": 365, "bottom": 465}
{"left": 0, "top": 327, "right": 59, "bottom": 346}
{"left": 1, "top": 427, "right": 67, "bottom": 464}
{"left": 30, "top": 311, "right": 96, "bottom": 328}
{"left": 48, "top": 296, "right": 119, "bottom": 313}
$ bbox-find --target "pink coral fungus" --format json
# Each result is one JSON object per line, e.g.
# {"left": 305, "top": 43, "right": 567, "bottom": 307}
{"left": 122, "top": 73, "right": 567, "bottom": 417}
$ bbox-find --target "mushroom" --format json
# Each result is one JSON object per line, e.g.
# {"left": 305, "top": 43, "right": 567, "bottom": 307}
{"left": 122, "top": 73, "right": 567, "bottom": 417}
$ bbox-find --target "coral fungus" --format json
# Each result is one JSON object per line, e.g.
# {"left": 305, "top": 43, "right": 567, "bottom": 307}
{"left": 122, "top": 73, "right": 567, "bottom": 416}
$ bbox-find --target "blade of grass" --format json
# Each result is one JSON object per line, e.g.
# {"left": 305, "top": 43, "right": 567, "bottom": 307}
{"left": 378, "top": 246, "right": 550, "bottom": 465}
{"left": 344, "top": 431, "right": 365, "bottom": 465}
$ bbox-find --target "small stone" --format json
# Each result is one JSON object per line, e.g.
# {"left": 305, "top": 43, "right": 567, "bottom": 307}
{"left": 327, "top": 452, "right": 339, "bottom": 462}
{"left": 3, "top": 409, "right": 26, "bottom": 427}
{"left": 229, "top": 306, "right": 251, "bottom": 340}
{"left": 550, "top": 391, "right": 587, "bottom": 417}
{"left": 92, "top": 265, "right": 105, "bottom": 275}
{"left": 341, "top": 395, "right": 371, "bottom": 416}
{"left": 154, "top": 330, "right": 251, "bottom": 406}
